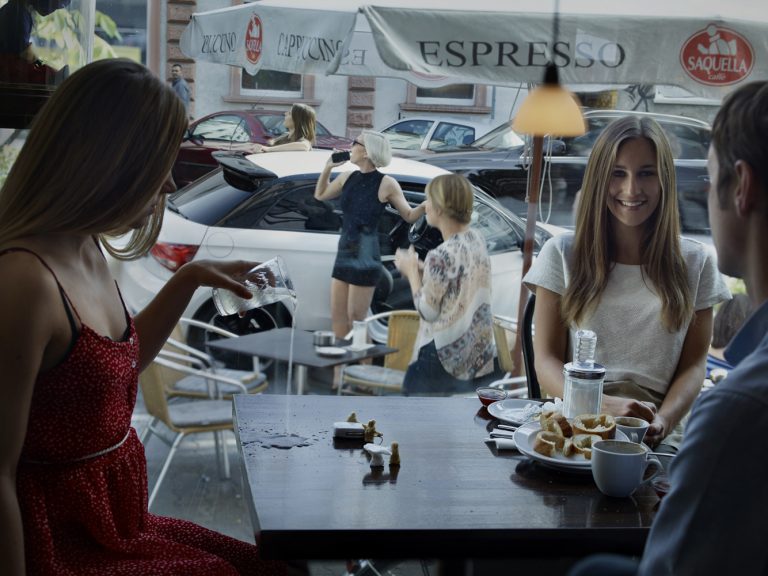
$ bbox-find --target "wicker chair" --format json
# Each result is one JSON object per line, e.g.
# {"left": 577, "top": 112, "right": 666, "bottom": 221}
{"left": 339, "top": 310, "right": 420, "bottom": 395}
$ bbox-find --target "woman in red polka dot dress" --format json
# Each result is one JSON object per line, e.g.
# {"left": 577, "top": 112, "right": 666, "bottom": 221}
{"left": 0, "top": 59, "right": 287, "bottom": 576}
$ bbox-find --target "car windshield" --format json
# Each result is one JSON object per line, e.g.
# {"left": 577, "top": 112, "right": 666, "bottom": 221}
{"left": 471, "top": 123, "right": 525, "bottom": 150}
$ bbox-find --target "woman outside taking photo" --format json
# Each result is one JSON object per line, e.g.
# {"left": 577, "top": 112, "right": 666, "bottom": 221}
{"left": 0, "top": 59, "right": 284, "bottom": 576}
{"left": 524, "top": 115, "right": 730, "bottom": 450}
{"left": 395, "top": 173, "right": 495, "bottom": 396}
{"left": 315, "top": 130, "right": 425, "bottom": 339}
{"left": 256, "top": 103, "right": 315, "bottom": 153}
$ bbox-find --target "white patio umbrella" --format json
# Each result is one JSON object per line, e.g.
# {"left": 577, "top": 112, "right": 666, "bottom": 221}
{"left": 181, "top": 0, "right": 768, "bottom": 96}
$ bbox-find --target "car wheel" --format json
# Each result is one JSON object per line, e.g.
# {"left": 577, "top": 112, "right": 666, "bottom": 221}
{"left": 187, "top": 300, "right": 293, "bottom": 370}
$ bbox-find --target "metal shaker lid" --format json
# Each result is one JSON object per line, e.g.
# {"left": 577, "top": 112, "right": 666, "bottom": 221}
{"left": 563, "top": 362, "right": 606, "bottom": 380}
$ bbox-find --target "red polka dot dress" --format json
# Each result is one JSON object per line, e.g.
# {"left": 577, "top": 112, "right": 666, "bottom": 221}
{"left": 11, "top": 249, "right": 286, "bottom": 576}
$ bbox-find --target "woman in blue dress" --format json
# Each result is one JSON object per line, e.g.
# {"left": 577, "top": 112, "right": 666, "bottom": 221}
{"left": 315, "top": 131, "right": 425, "bottom": 339}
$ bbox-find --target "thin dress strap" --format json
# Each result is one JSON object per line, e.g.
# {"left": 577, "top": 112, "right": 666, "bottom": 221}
{"left": 92, "top": 236, "right": 134, "bottom": 321}
{"left": 0, "top": 247, "right": 82, "bottom": 331}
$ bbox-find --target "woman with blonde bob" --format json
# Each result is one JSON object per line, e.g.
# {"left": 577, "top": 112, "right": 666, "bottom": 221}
{"left": 524, "top": 115, "right": 729, "bottom": 450}
{"left": 395, "top": 173, "right": 494, "bottom": 395}
{"left": 257, "top": 102, "right": 315, "bottom": 152}
{"left": 316, "top": 130, "right": 425, "bottom": 340}
{"left": 0, "top": 59, "right": 285, "bottom": 576}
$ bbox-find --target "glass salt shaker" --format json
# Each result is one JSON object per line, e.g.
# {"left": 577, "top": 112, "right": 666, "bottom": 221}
{"left": 562, "top": 329, "right": 605, "bottom": 418}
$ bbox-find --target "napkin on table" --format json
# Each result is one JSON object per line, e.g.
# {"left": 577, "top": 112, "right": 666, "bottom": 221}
{"left": 493, "top": 438, "right": 518, "bottom": 451}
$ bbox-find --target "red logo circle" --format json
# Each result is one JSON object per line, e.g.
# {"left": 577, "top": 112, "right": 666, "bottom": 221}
{"left": 245, "top": 14, "right": 263, "bottom": 65}
{"left": 680, "top": 24, "right": 754, "bottom": 86}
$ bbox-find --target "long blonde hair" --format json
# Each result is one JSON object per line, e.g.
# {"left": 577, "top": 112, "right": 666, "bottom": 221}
{"left": 272, "top": 103, "right": 316, "bottom": 145}
{"left": 562, "top": 115, "right": 692, "bottom": 332}
{"left": 0, "top": 59, "right": 187, "bottom": 259}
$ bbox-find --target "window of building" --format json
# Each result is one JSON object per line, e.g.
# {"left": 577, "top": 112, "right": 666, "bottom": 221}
{"left": 240, "top": 69, "right": 302, "bottom": 98}
{"left": 415, "top": 84, "right": 475, "bottom": 106}
{"left": 226, "top": 68, "right": 319, "bottom": 106}
{"left": 401, "top": 84, "right": 489, "bottom": 115}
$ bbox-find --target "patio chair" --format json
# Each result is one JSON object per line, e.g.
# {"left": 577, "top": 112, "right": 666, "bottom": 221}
{"left": 339, "top": 310, "right": 420, "bottom": 395}
{"left": 139, "top": 357, "right": 248, "bottom": 509}
{"left": 488, "top": 314, "right": 528, "bottom": 397}
{"left": 162, "top": 317, "right": 268, "bottom": 399}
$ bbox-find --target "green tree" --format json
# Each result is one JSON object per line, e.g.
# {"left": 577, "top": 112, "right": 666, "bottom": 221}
{"left": 34, "top": 5, "right": 122, "bottom": 68}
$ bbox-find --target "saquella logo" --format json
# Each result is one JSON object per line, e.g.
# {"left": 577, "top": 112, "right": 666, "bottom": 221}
{"left": 246, "top": 14, "right": 263, "bottom": 65}
{"left": 680, "top": 24, "right": 754, "bottom": 86}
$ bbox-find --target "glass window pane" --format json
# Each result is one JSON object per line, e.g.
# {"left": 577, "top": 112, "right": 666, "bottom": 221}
{"left": 471, "top": 202, "right": 519, "bottom": 254}
{"left": 264, "top": 187, "right": 340, "bottom": 232}
{"left": 428, "top": 122, "right": 476, "bottom": 150}
{"left": 416, "top": 84, "right": 474, "bottom": 99}
{"left": 241, "top": 69, "right": 302, "bottom": 97}
{"left": 192, "top": 115, "right": 246, "bottom": 141}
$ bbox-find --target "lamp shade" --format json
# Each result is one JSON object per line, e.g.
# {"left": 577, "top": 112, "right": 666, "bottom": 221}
{"left": 512, "top": 83, "right": 586, "bottom": 137}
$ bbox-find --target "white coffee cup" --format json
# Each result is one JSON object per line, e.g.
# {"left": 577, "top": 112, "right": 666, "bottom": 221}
{"left": 591, "top": 440, "right": 662, "bottom": 498}
{"left": 614, "top": 416, "right": 650, "bottom": 444}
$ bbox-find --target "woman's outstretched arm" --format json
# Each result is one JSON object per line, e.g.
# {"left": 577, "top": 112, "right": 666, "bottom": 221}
{"left": 133, "top": 259, "right": 257, "bottom": 371}
{"left": 259, "top": 139, "right": 312, "bottom": 153}
{"left": 380, "top": 176, "right": 425, "bottom": 223}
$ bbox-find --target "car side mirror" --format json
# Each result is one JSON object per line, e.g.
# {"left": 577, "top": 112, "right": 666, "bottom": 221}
{"left": 184, "top": 129, "right": 204, "bottom": 146}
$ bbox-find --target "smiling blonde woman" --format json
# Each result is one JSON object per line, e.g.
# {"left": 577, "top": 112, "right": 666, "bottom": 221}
{"left": 524, "top": 115, "right": 730, "bottom": 451}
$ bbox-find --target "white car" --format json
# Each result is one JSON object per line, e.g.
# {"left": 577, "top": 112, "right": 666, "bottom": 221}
{"left": 112, "top": 151, "right": 563, "bottom": 351}
{"left": 378, "top": 116, "right": 493, "bottom": 157}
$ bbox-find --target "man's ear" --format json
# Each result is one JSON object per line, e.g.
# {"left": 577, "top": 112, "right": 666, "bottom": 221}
{"left": 733, "top": 160, "right": 759, "bottom": 217}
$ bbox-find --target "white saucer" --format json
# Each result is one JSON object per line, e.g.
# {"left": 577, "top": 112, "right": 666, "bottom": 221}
{"left": 315, "top": 346, "right": 347, "bottom": 357}
{"left": 346, "top": 343, "right": 374, "bottom": 352}
{"left": 487, "top": 399, "right": 543, "bottom": 426}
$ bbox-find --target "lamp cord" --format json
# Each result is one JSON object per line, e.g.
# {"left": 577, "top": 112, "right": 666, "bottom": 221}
{"left": 552, "top": 0, "right": 560, "bottom": 45}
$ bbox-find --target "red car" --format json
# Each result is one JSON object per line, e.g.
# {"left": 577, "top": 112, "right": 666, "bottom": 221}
{"left": 173, "top": 110, "right": 352, "bottom": 186}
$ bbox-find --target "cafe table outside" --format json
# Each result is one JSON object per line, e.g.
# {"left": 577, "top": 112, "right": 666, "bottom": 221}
{"left": 233, "top": 395, "right": 659, "bottom": 564}
{"left": 209, "top": 327, "right": 395, "bottom": 395}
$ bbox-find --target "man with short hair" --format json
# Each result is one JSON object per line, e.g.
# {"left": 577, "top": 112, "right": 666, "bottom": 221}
{"left": 170, "top": 63, "right": 190, "bottom": 112}
{"left": 570, "top": 80, "right": 768, "bottom": 576}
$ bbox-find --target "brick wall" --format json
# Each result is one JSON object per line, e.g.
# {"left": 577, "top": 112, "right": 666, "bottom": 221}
{"left": 346, "top": 76, "right": 375, "bottom": 139}
{"left": 167, "top": 0, "right": 196, "bottom": 117}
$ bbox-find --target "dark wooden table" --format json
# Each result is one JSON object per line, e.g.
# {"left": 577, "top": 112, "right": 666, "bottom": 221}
{"left": 208, "top": 327, "right": 394, "bottom": 394}
{"left": 233, "top": 395, "right": 659, "bottom": 561}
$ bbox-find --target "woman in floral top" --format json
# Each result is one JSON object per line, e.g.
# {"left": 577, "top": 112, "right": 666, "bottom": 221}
{"left": 395, "top": 174, "right": 494, "bottom": 395}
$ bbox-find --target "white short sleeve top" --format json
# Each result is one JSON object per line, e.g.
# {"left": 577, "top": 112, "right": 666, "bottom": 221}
{"left": 523, "top": 233, "right": 730, "bottom": 395}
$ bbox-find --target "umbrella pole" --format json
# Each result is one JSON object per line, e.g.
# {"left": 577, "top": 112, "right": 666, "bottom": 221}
{"left": 512, "top": 134, "right": 544, "bottom": 378}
